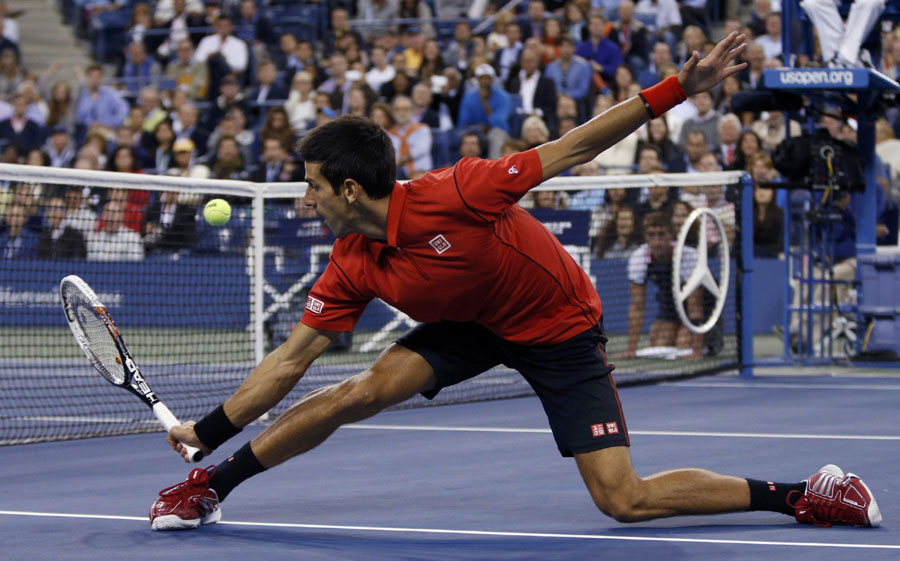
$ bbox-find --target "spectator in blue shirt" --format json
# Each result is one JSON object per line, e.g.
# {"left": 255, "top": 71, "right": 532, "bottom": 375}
{"left": 638, "top": 42, "right": 674, "bottom": 88}
{"left": 121, "top": 41, "right": 162, "bottom": 95}
{"left": 545, "top": 37, "right": 592, "bottom": 121}
{"left": 76, "top": 65, "right": 129, "bottom": 130}
{"left": 457, "top": 64, "right": 511, "bottom": 159}
{"left": 575, "top": 10, "right": 622, "bottom": 84}
{"left": 0, "top": 201, "right": 39, "bottom": 259}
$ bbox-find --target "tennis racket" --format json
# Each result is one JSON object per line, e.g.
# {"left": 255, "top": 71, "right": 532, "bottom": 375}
{"left": 60, "top": 274, "right": 203, "bottom": 462}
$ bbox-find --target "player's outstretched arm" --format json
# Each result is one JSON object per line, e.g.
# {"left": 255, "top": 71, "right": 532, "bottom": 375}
{"left": 167, "top": 324, "right": 339, "bottom": 460}
{"left": 536, "top": 32, "right": 747, "bottom": 180}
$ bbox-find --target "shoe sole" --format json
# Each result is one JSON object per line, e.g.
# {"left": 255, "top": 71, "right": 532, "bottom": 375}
{"left": 150, "top": 508, "right": 221, "bottom": 531}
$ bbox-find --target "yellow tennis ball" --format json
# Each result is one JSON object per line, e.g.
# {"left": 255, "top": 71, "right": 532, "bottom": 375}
{"left": 204, "top": 199, "right": 231, "bottom": 226}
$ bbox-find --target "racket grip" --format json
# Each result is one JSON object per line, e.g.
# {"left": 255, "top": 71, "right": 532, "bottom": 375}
{"left": 152, "top": 402, "right": 205, "bottom": 463}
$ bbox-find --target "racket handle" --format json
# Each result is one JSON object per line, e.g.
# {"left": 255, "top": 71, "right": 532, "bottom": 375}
{"left": 153, "top": 402, "right": 205, "bottom": 463}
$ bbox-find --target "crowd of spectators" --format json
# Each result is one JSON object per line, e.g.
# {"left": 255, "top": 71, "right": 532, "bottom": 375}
{"left": 0, "top": 0, "right": 899, "bottom": 265}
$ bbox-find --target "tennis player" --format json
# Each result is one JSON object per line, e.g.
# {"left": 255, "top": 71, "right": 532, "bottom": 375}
{"left": 150, "top": 32, "right": 880, "bottom": 530}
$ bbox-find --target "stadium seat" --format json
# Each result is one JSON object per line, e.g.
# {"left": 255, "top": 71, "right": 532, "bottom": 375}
{"left": 269, "top": 4, "right": 322, "bottom": 43}
{"left": 91, "top": 7, "right": 131, "bottom": 63}
{"left": 430, "top": 128, "right": 453, "bottom": 169}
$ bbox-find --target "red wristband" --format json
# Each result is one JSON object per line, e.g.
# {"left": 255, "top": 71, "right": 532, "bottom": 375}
{"left": 638, "top": 75, "right": 688, "bottom": 119}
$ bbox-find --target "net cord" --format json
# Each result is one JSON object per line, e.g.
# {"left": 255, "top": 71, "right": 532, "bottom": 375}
{"left": 0, "top": 163, "right": 744, "bottom": 198}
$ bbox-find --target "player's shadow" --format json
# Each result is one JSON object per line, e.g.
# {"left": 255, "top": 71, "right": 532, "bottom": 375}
{"left": 191, "top": 526, "right": 695, "bottom": 559}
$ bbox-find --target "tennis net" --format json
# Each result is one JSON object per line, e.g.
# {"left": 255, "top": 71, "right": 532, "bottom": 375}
{"left": 0, "top": 164, "right": 751, "bottom": 445}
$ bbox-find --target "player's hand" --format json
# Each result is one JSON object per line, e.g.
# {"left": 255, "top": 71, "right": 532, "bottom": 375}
{"left": 167, "top": 421, "right": 212, "bottom": 463}
{"left": 677, "top": 31, "right": 748, "bottom": 97}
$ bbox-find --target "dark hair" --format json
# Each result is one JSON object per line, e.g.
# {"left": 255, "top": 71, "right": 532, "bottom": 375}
{"left": 639, "top": 144, "right": 662, "bottom": 159}
{"left": 597, "top": 205, "right": 641, "bottom": 258}
{"left": 643, "top": 210, "right": 672, "bottom": 233}
{"left": 109, "top": 145, "right": 138, "bottom": 172}
{"left": 298, "top": 115, "right": 395, "bottom": 200}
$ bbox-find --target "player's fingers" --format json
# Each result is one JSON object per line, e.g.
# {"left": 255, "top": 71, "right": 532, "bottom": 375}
{"left": 726, "top": 42, "right": 748, "bottom": 63}
{"left": 708, "top": 31, "right": 736, "bottom": 60}
{"left": 722, "top": 62, "right": 748, "bottom": 79}
{"left": 683, "top": 51, "right": 699, "bottom": 72}
{"left": 175, "top": 442, "right": 191, "bottom": 463}
{"left": 714, "top": 32, "right": 745, "bottom": 61}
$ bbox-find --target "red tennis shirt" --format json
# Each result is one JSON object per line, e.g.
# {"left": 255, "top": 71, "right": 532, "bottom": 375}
{"left": 300, "top": 149, "right": 603, "bottom": 345}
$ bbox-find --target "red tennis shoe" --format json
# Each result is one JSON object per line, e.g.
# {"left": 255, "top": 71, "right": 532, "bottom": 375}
{"left": 150, "top": 466, "right": 221, "bottom": 531}
{"left": 792, "top": 465, "right": 882, "bottom": 527}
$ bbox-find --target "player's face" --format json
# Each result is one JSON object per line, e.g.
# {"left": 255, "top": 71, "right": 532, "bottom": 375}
{"left": 303, "top": 162, "right": 352, "bottom": 237}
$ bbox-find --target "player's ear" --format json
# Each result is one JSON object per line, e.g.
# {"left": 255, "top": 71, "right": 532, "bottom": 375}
{"left": 341, "top": 178, "right": 362, "bottom": 203}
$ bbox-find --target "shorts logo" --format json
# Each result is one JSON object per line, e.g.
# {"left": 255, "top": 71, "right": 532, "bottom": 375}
{"left": 591, "top": 424, "right": 605, "bottom": 437}
{"left": 305, "top": 296, "right": 325, "bottom": 314}
{"left": 429, "top": 234, "right": 451, "bottom": 254}
{"left": 508, "top": 165, "right": 519, "bottom": 175}
{"left": 605, "top": 422, "right": 619, "bottom": 435}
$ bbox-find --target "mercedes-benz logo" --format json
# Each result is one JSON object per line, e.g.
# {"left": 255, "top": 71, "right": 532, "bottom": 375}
{"left": 672, "top": 208, "right": 730, "bottom": 334}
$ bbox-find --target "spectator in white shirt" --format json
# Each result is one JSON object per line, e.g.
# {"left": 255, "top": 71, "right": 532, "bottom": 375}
{"left": 0, "top": 6, "right": 18, "bottom": 45}
{"left": 634, "top": 0, "right": 682, "bottom": 36}
{"left": 193, "top": 16, "right": 249, "bottom": 75}
{"left": 284, "top": 71, "right": 317, "bottom": 132}
{"left": 754, "top": 12, "right": 784, "bottom": 60}
{"left": 365, "top": 46, "right": 396, "bottom": 93}
{"left": 153, "top": 0, "right": 204, "bottom": 24}
{"left": 61, "top": 185, "right": 97, "bottom": 239}
{"left": 87, "top": 198, "right": 145, "bottom": 262}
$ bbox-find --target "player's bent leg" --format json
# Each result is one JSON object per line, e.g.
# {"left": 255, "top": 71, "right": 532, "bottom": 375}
{"left": 574, "top": 446, "right": 751, "bottom": 522}
{"left": 251, "top": 342, "right": 436, "bottom": 468}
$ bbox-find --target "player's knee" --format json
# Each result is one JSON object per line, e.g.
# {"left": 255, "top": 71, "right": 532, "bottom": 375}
{"left": 588, "top": 480, "right": 646, "bottom": 523}
{"left": 593, "top": 491, "right": 643, "bottom": 523}
{"left": 338, "top": 371, "right": 392, "bottom": 416}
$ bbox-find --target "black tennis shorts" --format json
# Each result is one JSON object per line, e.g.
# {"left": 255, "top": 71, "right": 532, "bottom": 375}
{"left": 396, "top": 320, "right": 629, "bottom": 457}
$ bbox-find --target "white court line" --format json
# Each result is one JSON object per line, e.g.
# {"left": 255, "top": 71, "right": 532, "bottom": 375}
{"left": 670, "top": 382, "right": 900, "bottom": 391}
{"left": 0, "top": 510, "right": 896, "bottom": 550}
{"left": 344, "top": 424, "right": 900, "bottom": 441}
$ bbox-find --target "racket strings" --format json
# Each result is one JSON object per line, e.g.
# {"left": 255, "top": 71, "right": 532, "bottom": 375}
{"left": 63, "top": 284, "right": 126, "bottom": 385}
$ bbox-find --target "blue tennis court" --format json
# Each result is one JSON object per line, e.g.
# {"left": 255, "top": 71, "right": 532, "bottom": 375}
{"left": 2, "top": 371, "right": 898, "bottom": 560}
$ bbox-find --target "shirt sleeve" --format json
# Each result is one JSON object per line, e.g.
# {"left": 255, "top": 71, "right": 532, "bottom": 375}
{"left": 568, "top": 60, "right": 591, "bottom": 100}
{"left": 300, "top": 252, "right": 373, "bottom": 332}
{"left": 678, "top": 246, "right": 698, "bottom": 282}
{"left": 627, "top": 244, "right": 648, "bottom": 284}
{"left": 452, "top": 149, "right": 545, "bottom": 217}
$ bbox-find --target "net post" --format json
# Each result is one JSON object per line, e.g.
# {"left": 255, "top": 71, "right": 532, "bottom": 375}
{"left": 739, "top": 173, "right": 754, "bottom": 378}
{"left": 252, "top": 187, "right": 266, "bottom": 389}
{"left": 854, "top": 115, "right": 878, "bottom": 355}
{"left": 783, "top": 191, "right": 792, "bottom": 359}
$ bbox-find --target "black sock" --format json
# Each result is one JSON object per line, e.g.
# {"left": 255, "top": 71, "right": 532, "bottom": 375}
{"left": 746, "top": 479, "right": 807, "bottom": 515}
{"left": 209, "top": 441, "right": 267, "bottom": 501}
